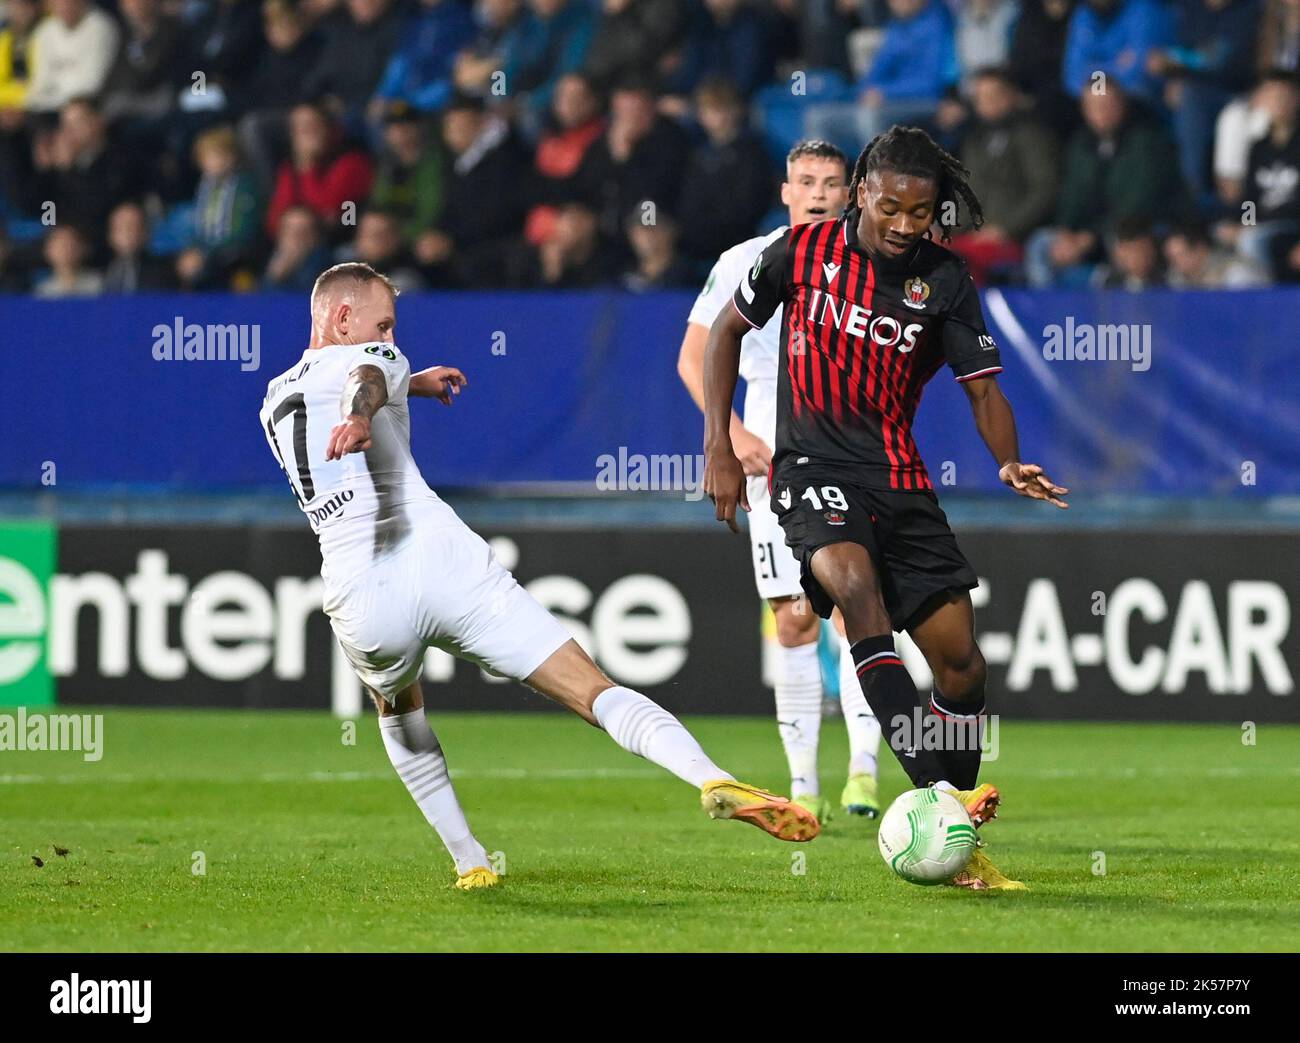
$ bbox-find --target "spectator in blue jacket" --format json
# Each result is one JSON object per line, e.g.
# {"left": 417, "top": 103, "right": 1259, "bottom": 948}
{"left": 452, "top": 0, "right": 536, "bottom": 101}
{"left": 1063, "top": 0, "right": 1173, "bottom": 105}
{"left": 805, "top": 0, "right": 957, "bottom": 153}
{"left": 664, "top": 0, "right": 773, "bottom": 102}
{"left": 506, "top": 0, "right": 596, "bottom": 132}
{"left": 1147, "top": 0, "right": 1261, "bottom": 208}
{"left": 373, "top": 0, "right": 477, "bottom": 116}
{"left": 801, "top": 0, "right": 957, "bottom": 151}
{"left": 859, "top": 0, "right": 959, "bottom": 104}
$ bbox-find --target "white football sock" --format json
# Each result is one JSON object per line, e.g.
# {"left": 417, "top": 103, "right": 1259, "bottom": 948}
{"left": 592, "top": 686, "right": 732, "bottom": 788}
{"left": 378, "top": 708, "right": 489, "bottom": 875}
{"left": 839, "top": 634, "right": 881, "bottom": 779}
{"left": 775, "top": 640, "right": 823, "bottom": 797}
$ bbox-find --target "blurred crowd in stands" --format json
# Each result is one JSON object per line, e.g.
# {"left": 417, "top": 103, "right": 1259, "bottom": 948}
{"left": 0, "top": 0, "right": 1297, "bottom": 297}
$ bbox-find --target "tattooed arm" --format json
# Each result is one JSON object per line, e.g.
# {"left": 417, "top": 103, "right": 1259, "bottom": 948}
{"left": 326, "top": 365, "right": 389, "bottom": 461}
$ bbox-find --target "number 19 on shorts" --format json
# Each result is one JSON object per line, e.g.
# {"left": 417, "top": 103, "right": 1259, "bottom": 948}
{"left": 801, "top": 486, "right": 848, "bottom": 511}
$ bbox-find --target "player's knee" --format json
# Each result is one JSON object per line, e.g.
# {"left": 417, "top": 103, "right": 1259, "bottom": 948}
{"left": 936, "top": 647, "right": 986, "bottom": 703}
{"left": 772, "top": 597, "right": 818, "bottom": 646}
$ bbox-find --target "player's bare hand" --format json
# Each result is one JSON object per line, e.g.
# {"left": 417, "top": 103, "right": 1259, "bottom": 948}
{"left": 999, "top": 462, "right": 1069, "bottom": 508}
{"left": 412, "top": 365, "right": 467, "bottom": 405}
{"left": 731, "top": 426, "right": 773, "bottom": 477}
{"left": 326, "top": 415, "right": 372, "bottom": 460}
{"left": 703, "top": 447, "right": 750, "bottom": 533}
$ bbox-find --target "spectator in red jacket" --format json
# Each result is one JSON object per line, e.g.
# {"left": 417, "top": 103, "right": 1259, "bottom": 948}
{"left": 265, "top": 101, "right": 374, "bottom": 240}
{"left": 525, "top": 73, "right": 607, "bottom": 247}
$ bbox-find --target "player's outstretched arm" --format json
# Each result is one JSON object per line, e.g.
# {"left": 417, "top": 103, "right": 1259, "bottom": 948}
{"left": 326, "top": 364, "right": 389, "bottom": 460}
{"left": 961, "top": 375, "right": 1069, "bottom": 509}
{"left": 410, "top": 365, "right": 467, "bottom": 405}
{"left": 702, "top": 304, "right": 753, "bottom": 532}
{"left": 677, "top": 324, "right": 771, "bottom": 476}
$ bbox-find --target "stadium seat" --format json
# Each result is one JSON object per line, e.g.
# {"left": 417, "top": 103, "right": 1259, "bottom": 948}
{"left": 753, "top": 69, "right": 853, "bottom": 163}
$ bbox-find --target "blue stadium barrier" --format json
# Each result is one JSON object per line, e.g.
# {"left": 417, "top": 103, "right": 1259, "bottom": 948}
{"left": 2, "top": 288, "right": 1297, "bottom": 495}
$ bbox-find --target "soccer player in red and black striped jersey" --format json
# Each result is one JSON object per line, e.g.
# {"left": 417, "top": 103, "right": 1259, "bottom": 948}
{"left": 702, "top": 126, "right": 1069, "bottom": 891}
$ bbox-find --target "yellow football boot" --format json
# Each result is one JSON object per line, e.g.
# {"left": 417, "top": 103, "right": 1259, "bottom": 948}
{"left": 948, "top": 846, "right": 1027, "bottom": 892}
{"left": 840, "top": 773, "right": 880, "bottom": 818}
{"left": 701, "top": 780, "right": 820, "bottom": 841}
{"left": 943, "top": 782, "right": 1001, "bottom": 828}
{"left": 453, "top": 866, "right": 501, "bottom": 891}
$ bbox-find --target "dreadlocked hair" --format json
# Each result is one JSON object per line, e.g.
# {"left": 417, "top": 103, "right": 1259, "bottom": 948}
{"left": 844, "top": 125, "right": 984, "bottom": 242}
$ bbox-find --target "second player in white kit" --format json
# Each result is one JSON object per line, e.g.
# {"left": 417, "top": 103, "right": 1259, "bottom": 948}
{"left": 261, "top": 263, "right": 821, "bottom": 890}
{"left": 687, "top": 225, "right": 795, "bottom": 604}
{"left": 678, "top": 142, "right": 882, "bottom": 821}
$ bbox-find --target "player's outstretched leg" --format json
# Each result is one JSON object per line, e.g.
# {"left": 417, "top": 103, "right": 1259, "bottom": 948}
{"left": 372, "top": 683, "right": 499, "bottom": 890}
{"left": 525, "top": 639, "right": 820, "bottom": 842}
{"left": 835, "top": 620, "right": 881, "bottom": 818}
{"left": 769, "top": 597, "right": 829, "bottom": 822}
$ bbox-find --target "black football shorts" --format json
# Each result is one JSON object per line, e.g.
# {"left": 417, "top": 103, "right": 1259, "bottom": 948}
{"left": 770, "top": 461, "right": 978, "bottom": 632}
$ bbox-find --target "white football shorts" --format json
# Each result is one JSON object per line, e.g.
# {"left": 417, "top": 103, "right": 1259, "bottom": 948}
{"left": 747, "top": 473, "right": 805, "bottom": 600}
{"left": 323, "top": 520, "right": 572, "bottom": 701}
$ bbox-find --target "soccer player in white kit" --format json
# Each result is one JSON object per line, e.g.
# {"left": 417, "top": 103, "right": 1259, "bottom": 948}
{"left": 260, "top": 263, "right": 818, "bottom": 890}
{"left": 677, "top": 142, "right": 883, "bottom": 823}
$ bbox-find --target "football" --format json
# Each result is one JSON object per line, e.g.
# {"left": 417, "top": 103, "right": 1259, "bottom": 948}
{"left": 877, "top": 788, "right": 978, "bottom": 885}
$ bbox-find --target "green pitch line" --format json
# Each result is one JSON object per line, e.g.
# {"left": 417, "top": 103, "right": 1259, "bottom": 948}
{"left": 1, "top": 711, "right": 1297, "bottom": 953}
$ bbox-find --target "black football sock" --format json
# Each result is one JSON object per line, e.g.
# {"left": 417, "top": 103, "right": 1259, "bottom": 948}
{"left": 850, "top": 635, "right": 947, "bottom": 789}
{"left": 929, "top": 687, "right": 984, "bottom": 790}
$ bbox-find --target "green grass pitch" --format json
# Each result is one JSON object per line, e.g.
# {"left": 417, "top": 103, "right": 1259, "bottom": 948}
{"left": 2, "top": 710, "right": 1298, "bottom": 952}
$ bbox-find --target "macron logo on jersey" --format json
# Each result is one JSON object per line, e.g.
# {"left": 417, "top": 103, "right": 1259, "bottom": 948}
{"left": 822, "top": 262, "right": 841, "bottom": 284}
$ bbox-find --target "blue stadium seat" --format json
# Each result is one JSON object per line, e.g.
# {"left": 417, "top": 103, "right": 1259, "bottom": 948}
{"left": 753, "top": 70, "right": 853, "bottom": 164}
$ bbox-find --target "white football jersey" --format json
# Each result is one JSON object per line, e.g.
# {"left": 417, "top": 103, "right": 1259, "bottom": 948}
{"left": 687, "top": 226, "right": 788, "bottom": 447}
{"left": 259, "top": 341, "right": 456, "bottom": 577}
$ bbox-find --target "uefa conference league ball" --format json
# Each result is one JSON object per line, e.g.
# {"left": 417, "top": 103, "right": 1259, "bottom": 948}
{"left": 877, "top": 788, "right": 978, "bottom": 885}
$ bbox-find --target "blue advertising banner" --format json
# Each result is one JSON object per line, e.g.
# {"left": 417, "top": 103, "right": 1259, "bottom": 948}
{"left": 3, "top": 288, "right": 1297, "bottom": 494}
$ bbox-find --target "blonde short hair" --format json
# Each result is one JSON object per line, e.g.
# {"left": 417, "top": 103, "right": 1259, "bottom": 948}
{"left": 310, "top": 262, "right": 399, "bottom": 318}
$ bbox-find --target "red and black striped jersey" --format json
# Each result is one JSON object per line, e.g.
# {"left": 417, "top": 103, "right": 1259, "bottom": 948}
{"left": 731, "top": 212, "right": 1003, "bottom": 491}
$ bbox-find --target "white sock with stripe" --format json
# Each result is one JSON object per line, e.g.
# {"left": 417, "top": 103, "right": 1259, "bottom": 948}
{"left": 592, "top": 686, "right": 732, "bottom": 788}
{"left": 839, "top": 634, "right": 881, "bottom": 778}
{"left": 775, "top": 640, "right": 823, "bottom": 797}
{"left": 378, "top": 708, "right": 489, "bottom": 875}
